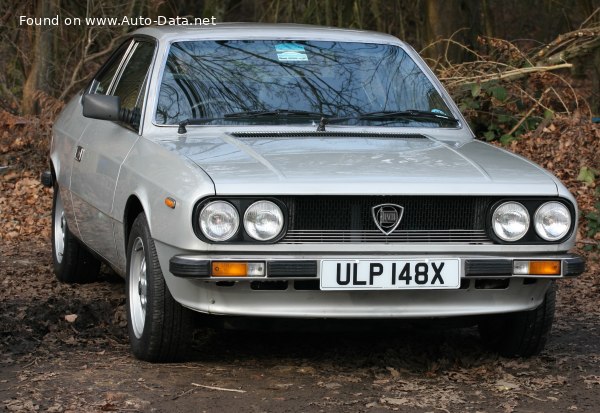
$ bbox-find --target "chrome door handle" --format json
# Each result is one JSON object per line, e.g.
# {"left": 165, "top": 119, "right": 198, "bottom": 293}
{"left": 75, "top": 145, "right": 84, "bottom": 162}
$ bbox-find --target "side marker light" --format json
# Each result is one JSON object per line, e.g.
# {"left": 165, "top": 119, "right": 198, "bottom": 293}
{"left": 165, "top": 197, "right": 177, "bottom": 209}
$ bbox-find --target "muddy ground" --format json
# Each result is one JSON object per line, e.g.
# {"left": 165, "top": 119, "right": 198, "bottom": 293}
{"left": 1, "top": 237, "right": 599, "bottom": 412}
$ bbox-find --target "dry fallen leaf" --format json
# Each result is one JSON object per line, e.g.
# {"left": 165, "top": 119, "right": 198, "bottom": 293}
{"left": 381, "top": 396, "right": 410, "bottom": 406}
{"left": 64, "top": 314, "right": 78, "bottom": 323}
{"left": 496, "top": 379, "right": 520, "bottom": 391}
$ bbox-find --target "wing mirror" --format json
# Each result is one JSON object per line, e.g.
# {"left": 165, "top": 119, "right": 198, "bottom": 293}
{"left": 82, "top": 94, "right": 141, "bottom": 126}
{"left": 82, "top": 94, "right": 121, "bottom": 121}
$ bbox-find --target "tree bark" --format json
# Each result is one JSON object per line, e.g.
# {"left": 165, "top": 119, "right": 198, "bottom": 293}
{"left": 423, "top": 0, "right": 485, "bottom": 62}
{"left": 22, "top": 0, "right": 56, "bottom": 115}
{"left": 592, "top": 47, "right": 600, "bottom": 114}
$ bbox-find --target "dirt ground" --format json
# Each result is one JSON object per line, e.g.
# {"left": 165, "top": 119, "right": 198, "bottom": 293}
{"left": 0, "top": 230, "right": 599, "bottom": 413}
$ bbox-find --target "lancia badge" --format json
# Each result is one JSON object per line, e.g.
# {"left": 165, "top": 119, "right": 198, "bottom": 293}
{"left": 372, "top": 203, "right": 404, "bottom": 235}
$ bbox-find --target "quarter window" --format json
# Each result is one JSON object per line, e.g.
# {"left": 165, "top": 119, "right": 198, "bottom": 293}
{"left": 112, "top": 41, "right": 155, "bottom": 113}
{"left": 90, "top": 41, "right": 131, "bottom": 95}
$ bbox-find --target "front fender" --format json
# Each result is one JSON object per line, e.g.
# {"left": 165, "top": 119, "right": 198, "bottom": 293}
{"left": 112, "top": 136, "right": 215, "bottom": 271}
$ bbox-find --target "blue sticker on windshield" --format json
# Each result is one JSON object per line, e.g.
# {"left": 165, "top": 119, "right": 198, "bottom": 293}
{"left": 431, "top": 108, "right": 446, "bottom": 115}
{"left": 275, "top": 43, "right": 308, "bottom": 61}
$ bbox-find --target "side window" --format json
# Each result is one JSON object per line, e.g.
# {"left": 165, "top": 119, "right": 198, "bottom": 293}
{"left": 90, "top": 41, "right": 132, "bottom": 95}
{"left": 112, "top": 41, "right": 155, "bottom": 114}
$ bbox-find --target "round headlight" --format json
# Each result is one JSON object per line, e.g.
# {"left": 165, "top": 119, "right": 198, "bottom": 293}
{"left": 199, "top": 201, "right": 239, "bottom": 241}
{"left": 492, "top": 202, "right": 530, "bottom": 242}
{"left": 534, "top": 202, "right": 571, "bottom": 241}
{"left": 244, "top": 200, "right": 284, "bottom": 241}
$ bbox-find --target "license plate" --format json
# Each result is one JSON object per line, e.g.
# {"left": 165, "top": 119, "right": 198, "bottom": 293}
{"left": 320, "top": 259, "right": 460, "bottom": 290}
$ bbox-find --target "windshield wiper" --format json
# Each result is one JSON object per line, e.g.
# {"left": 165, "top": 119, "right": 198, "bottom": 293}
{"left": 178, "top": 109, "right": 458, "bottom": 133}
{"left": 224, "top": 109, "right": 330, "bottom": 119}
{"left": 358, "top": 110, "right": 459, "bottom": 124}
{"left": 315, "top": 110, "right": 459, "bottom": 131}
{"left": 178, "top": 109, "right": 333, "bottom": 133}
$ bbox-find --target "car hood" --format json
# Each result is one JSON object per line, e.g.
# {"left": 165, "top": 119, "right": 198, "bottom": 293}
{"left": 158, "top": 131, "right": 558, "bottom": 196}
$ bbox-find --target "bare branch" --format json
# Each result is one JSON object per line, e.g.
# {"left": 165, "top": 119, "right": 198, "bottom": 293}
{"left": 444, "top": 63, "right": 572, "bottom": 89}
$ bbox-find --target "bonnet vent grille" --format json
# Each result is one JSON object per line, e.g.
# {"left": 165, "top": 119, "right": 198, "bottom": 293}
{"left": 230, "top": 131, "right": 427, "bottom": 139}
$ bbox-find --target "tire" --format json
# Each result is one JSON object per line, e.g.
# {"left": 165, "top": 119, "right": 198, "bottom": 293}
{"left": 478, "top": 283, "right": 556, "bottom": 357}
{"left": 126, "top": 213, "right": 194, "bottom": 362}
{"left": 51, "top": 185, "right": 101, "bottom": 283}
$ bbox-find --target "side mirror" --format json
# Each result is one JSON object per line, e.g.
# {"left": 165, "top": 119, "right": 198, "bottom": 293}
{"left": 82, "top": 94, "right": 121, "bottom": 121}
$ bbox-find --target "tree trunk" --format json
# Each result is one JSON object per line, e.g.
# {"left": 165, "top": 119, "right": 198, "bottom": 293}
{"left": 592, "top": 47, "right": 600, "bottom": 115}
{"left": 423, "top": 0, "right": 485, "bottom": 62}
{"left": 22, "top": 0, "right": 56, "bottom": 115}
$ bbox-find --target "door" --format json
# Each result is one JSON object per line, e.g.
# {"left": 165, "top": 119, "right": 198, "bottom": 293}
{"left": 70, "top": 39, "right": 155, "bottom": 265}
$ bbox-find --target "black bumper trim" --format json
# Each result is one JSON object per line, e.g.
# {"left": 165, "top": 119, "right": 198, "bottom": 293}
{"left": 169, "top": 257, "right": 210, "bottom": 278}
{"left": 563, "top": 255, "right": 586, "bottom": 277}
{"left": 267, "top": 261, "right": 318, "bottom": 277}
{"left": 465, "top": 259, "right": 512, "bottom": 276}
{"left": 169, "top": 257, "right": 318, "bottom": 279}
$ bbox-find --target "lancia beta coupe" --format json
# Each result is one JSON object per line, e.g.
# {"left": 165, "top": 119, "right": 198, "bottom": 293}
{"left": 45, "top": 24, "right": 585, "bottom": 362}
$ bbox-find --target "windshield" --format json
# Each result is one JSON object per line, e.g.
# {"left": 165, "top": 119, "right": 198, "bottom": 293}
{"left": 155, "top": 40, "right": 453, "bottom": 127}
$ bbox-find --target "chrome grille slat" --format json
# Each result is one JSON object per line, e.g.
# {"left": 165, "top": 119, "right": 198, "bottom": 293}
{"left": 281, "top": 230, "right": 491, "bottom": 244}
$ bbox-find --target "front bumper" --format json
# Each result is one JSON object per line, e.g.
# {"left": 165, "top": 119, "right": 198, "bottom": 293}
{"left": 161, "top": 249, "right": 584, "bottom": 318}
{"left": 169, "top": 254, "right": 585, "bottom": 279}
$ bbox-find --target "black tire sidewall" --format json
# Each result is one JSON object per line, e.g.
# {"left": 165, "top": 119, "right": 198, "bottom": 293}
{"left": 125, "top": 212, "right": 194, "bottom": 362}
{"left": 51, "top": 187, "right": 63, "bottom": 273}
{"left": 51, "top": 186, "right": 73, "bottom": 279}
{"left": 51, "top": 186, "right": 100, "bottom": 283}
{"left": 126, "top": 213, "right": 162, "bottom": 359}
{"left": 479, "top": 282, "right": 556, "bottom": 357}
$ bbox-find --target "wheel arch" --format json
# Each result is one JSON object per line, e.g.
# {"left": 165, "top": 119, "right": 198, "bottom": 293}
{"left": 124, "top": 194, "right": 146, "bottom": 253}
{"left": 49, "top": 160, "right": 57, "bottom": 186}
{"left": 48, "top": 139, "right": 64, "bottom": 188}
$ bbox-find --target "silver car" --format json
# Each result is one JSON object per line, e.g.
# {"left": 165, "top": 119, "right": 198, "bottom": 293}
{"left": 45, "top": 23, "right": 585, "bottom": 362}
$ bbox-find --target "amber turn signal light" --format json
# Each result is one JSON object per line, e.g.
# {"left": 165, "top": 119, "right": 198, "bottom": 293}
{"left": 164, "top": 197, "right": 176, "bottom": 209}
{"left": 513, "top": 260, "right": 561, "bottom": 276}
{"left": 211, "top": 261, "right": 266, "bottom": 277}
{"left": 529, "top": 260, "right": 561, "bottom": 275}
{"left": 212, "top": 262, "right": 247, "bottom": 277}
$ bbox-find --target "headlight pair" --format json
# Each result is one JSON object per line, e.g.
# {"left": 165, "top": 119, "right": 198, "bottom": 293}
{"left": 492, "top": 201, "right": 571, "bottom": 242}
{"left": 199, "top": 200, "right": 284, "bottom": 242}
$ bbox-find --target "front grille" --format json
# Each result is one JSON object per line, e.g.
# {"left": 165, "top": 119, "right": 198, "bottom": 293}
{"left": 279, "top": 196, "right": 492, "bottom": 244}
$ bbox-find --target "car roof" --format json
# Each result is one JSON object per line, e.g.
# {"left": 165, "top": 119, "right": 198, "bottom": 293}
{"left": 133, "top": 22, "right": 404, "bottom": 46}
